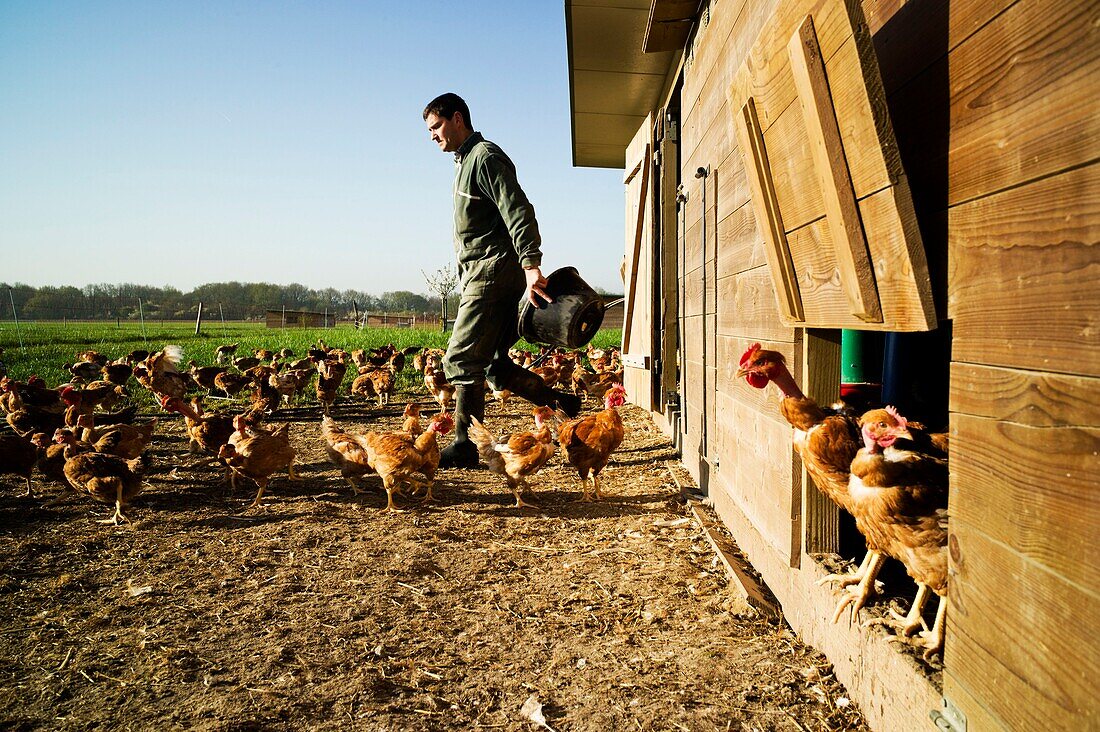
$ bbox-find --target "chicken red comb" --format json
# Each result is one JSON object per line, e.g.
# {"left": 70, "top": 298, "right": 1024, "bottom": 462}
{"left": 884, "top": 405, "right": 908, "bottom": 429}
{"left": 739, "top": 343, "right": 762, "bottom": 367}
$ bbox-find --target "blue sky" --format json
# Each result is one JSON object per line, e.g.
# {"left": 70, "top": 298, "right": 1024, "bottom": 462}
{"left": 0, "top": 1, "right": 625, "bottom": 294}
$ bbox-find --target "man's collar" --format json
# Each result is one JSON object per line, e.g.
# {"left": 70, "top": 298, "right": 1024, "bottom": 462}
{"left": 453, "top": 131, "right": 483, "bottom": 163}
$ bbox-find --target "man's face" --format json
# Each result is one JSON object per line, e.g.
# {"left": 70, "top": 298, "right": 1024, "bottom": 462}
{"left": 426, "top": 111, "right": 466, "bottom": 153}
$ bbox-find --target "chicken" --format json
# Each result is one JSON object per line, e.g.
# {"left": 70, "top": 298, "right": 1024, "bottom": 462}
{"left": 581, "top": 369, "right": 623, "bottom": 402}
{"left": 490, "top": 383, "right": 512, "bottom": 410}
{"left": 125, "top": 349, "right": 150, "bottom": 364}
{"left": 75, "top": 350, "right": 109, "bottom": 367}
{"left": 315, "top": 356, "right": 348, "bottom": 415}
{"left": 849, "top": 406, "right": 949, "bottom": 660}
{"left": 188, "top": 361, "right": 228, "bottom": 393}
{"left": 530, "top": 353, "right": 566, "bottom": 388}
{"left": 735, "top": 343, "right": 876, "bottom": 621}
{"left": 59, "top": 383, "right": 125, "bottom": 420}
{"left": 321, "top": 415, "right": 376, "bottom": 495}
{"left": 15, "top": 375, "right": 65, "bottom": 409}
{"left": 0, "top": 433, "right": 38, "bottom": 496}
{"left": 358, "top": 414, "right": 454, "bottom": 510}
{"left": 215, "top": 343, "right": 239, "bottom": 364}
{"left": 423, "top": 366, "right": 455, "bottom": 413}
{"left": 64, "top": 361, "right": 102, "bottom": 381}
{"left": 32, "top": 429, "right": 90, "bottom": 493}
{"left": 469, "top": 407, "right": 558, "bottom": 508}
{"left": 407, "top": 412, "right": 454, "bottom": 502}
{"left": 214, "top": 371, "right": 252, "bottom": 398}
{"left": 137, "top": 345, "right": 192, "bottom": 402}
{"left": 232, "top": 355, "right": 261, "bottom": 372}
{"left": 101, "top": 362, "right": 135, "bottom": 387}
{"left": 218, "top": 415, "right": 297, "bottom": 508}
{"left": 63, "top": 451, "right": 144, "bottom": 524}
{"left": 160, "top": 397, "right": 236, "bottom": 483}
{"left": 365, "top": 365, "right": 396, "bottom": 407}
{"left": 402, "top": 402, "right": 423, "bottom": 438}
{"left": 76, "top": 414, "right": 157, "bottom": 460}
{"left": 247, "top": 368, "right": 282, "bottom": 415}
{"left": 558, "top": 385, "right": 628, "bottom": 502}
{"left": 6, "top": 401, "right": 66, "bottom": 438}
{"left": 254, "top": 349, "right": 275, "bottom": 362}
{"left": 270, "top": 368, "right": 312, "bottom": 405}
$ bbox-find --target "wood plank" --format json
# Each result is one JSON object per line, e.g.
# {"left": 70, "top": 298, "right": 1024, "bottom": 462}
{"left": 716, "top": 201, "right": 765, "bottom": 279}
{"left": 732, "top": 99, "right": 806, "bottom": 323}
{"left": 642, "top": 0, "right": 699, "bottom": 53}
{"left": 948, "top": 164, "right": 1100, "bottom": 375}
{"left": 800, "top": 330, "right": 841, "bottom": 556}
{"left": 659, "top": 135, "right": 681, "bottom": 407}
{"left": 950, "top": 362, "right": 1100, "bottom": 428}
{"left": 942, "top": 669, "right": 1012, "bottom": 732}
{"left": 951, "top": 411, "right": 1100, "bottom": 590}
{"left": 947, "top": 519, "right": 1100, "bottom": 732}
{"left": 715, "top": 269, "right": 793, "bottom": 344}
{"left": 788, "top": 15, "right": 882, "bottom": 323}
{"left": 687, "top": 502, "right": 782, "bottom": 618}
{"left": 945, "top": 0, "right": 1100, "bottom": 206}
{"left": 622, "top": 141, "right": 651, "bottom": 354}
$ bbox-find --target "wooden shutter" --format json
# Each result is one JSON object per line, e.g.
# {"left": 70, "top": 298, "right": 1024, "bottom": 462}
{"left": 727, "top": 0, "right": 936, "bottom": 331}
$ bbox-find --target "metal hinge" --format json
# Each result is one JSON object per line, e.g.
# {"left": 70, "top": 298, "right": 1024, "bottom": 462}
{"left": 930, "top": 697, "right": 967, "bottom": 732}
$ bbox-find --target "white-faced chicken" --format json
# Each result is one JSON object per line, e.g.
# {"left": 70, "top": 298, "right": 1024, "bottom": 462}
{"left": 849, "top": 406, "right": 949, "bottom": 660}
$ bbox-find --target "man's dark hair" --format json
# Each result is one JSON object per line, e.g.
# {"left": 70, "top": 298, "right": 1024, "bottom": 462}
{"left": 423, "top": 92, "right": 472, "bottom": 129}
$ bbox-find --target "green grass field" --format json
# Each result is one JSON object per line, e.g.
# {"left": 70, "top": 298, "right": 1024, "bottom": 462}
{"left": 0, "top": 320, "right": 622, "bottom": 406}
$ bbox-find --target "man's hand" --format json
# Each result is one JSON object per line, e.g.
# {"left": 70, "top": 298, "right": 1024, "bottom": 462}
{"left": 524, "top": 267, "right": 553, "bottom": 307}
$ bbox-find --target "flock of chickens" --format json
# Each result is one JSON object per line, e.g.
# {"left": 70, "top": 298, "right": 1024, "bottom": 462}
{"left": 0, "top": 341, "right": 629, "bottom": 526}
{"left": 736, "top": 343, "right": 949, "bottom": 660}
{"left": 1, "top": 337, "right": 948, "bottom": 659}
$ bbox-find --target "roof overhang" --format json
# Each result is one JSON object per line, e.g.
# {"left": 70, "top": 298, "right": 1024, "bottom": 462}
{"left": 566, "top": 1, "right": 691, "bottom": 169}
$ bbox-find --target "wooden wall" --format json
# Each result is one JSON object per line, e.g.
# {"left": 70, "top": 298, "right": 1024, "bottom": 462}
{"left": 658, "top": 0, "right": 1099, "bottom": 729}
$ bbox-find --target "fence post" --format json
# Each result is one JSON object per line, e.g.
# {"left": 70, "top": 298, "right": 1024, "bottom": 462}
{"left": 7, "top": 288, "right": 24, "bottom": 350}
{"left": 138, "top": 298, "right": 148, "bottom": 343}
{"left": 195, "top": 302, "right": 204, "bottom": 335}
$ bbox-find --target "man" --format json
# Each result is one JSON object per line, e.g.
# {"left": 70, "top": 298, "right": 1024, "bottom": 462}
{"left": 423, "top": 92, "right": 581, "bottom": 468}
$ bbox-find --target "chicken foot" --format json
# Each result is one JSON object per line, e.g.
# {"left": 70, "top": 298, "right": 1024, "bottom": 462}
{"left": 831, "top": 552, "right": 886, "bottom": 624}
{"left": 95, "top": 483, "right": 129, "bottom": 525}
{"left": 817, "top": 550, "right": 875, "bottom": 589}
{"left": 865, "top": 583, "right": 931, "bottom": 636}
{"left": 510, "top": 479, "right": 539, "bottom": 509}
{"left": 248, "top": 478, "right": 269, "bottom": 509}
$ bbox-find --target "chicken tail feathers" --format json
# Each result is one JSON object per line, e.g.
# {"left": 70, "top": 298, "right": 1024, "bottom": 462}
{"left": 162, "top": 345, "right": 184, "bottom": 367}
{"left": 467, "top": 416, "right": 495, "bottom": 453}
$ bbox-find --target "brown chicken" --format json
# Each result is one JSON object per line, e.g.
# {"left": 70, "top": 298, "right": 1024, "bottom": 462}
{"left": 31, "top": 429, "right": 89, "bottom": 493}
{"left": 558, "top": 385, "right": 627, "bottom": 502}
{"left": 63, "top": 451, "right": 144, "bottom": 524}
{"left": 735, "top": 343, "right": 876, "bottom": 621}
{"left": 849, "top": 406, "right": 949, "bottom": 660}
{"left": 402, "top": 402, "right": 423, "bottom": 437}
{"left": 407, "top": 412, "right": 454, "bottom": 502}
{"left": 218, "top": 415, "right": 297, "bottom": 508}
{"left": 214, "top": 371, "right": 252, "bottom": 398}
{"left": 1, "top": 433, "right": 38, "bottom": 496}
{"left": 423, "top": 366, "right": 455, "bottom": 413}
{"left": 137, "top": 345, "right": 192, "bottom": 402}
{"left": 365, "top": 365, "right": 396, "bottom": 407}
{"left": 315, "top": 356, "right": 348, "bottom": 415}
{"left": 469, "top": 407, "right": 558, "bottom": 508}
{"left": 101, "top": 362, "right": 135, "bottom": 387}
{"left": 160, "top": 396, "right": 236, "bottom": 481}
{"left": 215, "top": 343, "right": 239, "bottom": 364}
{"left": 76, "top": 414, "right": 157, "bottom": 460}
{"left": 188, "top": 361, "right": 228, "bottom": 393}
{"left": 325, "top": 414, "right": 454, "bottom": 510}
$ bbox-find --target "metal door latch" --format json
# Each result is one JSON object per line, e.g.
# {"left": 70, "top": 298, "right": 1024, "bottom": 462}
{"left": 930, "top": 697, "right": 966, "bottom": 732}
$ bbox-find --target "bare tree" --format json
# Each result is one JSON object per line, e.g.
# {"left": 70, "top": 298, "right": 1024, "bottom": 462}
{"left": 422, "top": 265, "right": 459, "bottom": 332}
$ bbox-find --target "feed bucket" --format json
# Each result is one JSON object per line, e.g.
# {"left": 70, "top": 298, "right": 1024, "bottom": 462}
{"left": 517, "top": 267, "right": 608, "bottom": 349}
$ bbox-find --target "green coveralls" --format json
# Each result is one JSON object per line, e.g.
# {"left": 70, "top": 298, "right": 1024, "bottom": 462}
{"left": 444, "top": 131, "right": 543, "bottom": 388}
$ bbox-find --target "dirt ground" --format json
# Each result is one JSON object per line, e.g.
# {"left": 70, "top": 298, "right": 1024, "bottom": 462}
{"left": 0, "top": 392, "right": 867, "bottom": 731}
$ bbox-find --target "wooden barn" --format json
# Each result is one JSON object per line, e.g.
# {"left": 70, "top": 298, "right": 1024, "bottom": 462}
{"left": 565, "top": 1, "right": 1097, "bottom": 730}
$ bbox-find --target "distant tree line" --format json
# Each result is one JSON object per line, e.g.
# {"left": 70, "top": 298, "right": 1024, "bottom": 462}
{"left": 0, "top": 281, "right": 456, "bottom": 322}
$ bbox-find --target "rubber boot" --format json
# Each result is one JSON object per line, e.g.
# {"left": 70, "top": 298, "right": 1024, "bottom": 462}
{"left": 438, "top": 384, "right": 484, "bottom": 469}
{"left": 503, "top": 368, "right": 582, "bottom": 418}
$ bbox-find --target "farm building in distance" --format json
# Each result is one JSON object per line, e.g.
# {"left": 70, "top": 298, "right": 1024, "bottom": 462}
{"left": 264, "top": 309, "right": 339, "bottom": 328}
{"left": 566, "top": 1, "right": 1097, "bottom": 730}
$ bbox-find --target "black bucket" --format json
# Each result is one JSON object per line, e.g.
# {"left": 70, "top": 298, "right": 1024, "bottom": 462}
{"left": 517, "top": 266, "right": 607, "bottom": 349}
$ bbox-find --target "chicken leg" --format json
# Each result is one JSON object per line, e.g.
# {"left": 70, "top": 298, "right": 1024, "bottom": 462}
{"left": 831, "top": 552, "right": 886, "bottom": 623}
{"left": 817, "top": 550, "right": 875, "bottom": 589}
{"left": 917, "top": 593, "right": 947, "bottom": 661}
{"left": 510, "top": 478, "right": 538, "bottom": 509}
{"left": 248, "top": 478, "right": 269, "bottom": 508}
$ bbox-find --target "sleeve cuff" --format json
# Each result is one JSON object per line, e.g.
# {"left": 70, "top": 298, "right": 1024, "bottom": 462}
{"left": 520, "top": 255, "right": 543, "bottom": 269}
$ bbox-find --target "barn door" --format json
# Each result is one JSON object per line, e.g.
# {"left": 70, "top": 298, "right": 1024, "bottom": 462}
{"left": 621, "top": 115, "right": 655, "bottom": 410}
{"left": 727, "top": 0, "right": 936, "bottom": 332}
